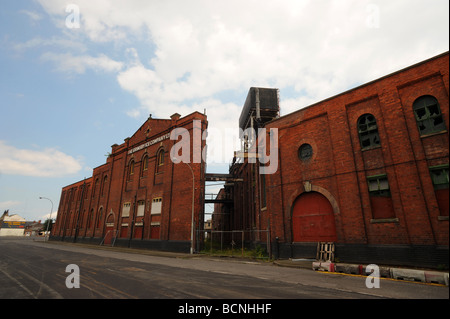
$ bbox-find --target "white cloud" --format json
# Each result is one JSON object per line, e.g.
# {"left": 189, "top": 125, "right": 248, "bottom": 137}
{"left": 34, "top": 0, "right": 449, "bottom": 164}
{"left": 41, "top": 52, "right": 124, "bottom": 74}
{"left": 40, "top": 211, "right": 58, "bottom": 220}
{"left": 36, "top": 0, "right": 449, "bottom": 104}
{"left": 20, "top": 10, "right": 43, "bottom": 22}
{"left": 12, "top": 36, "right": 87, "bottom": 53}
{"left": 0, "top": 141, "right": 83, "bottom": 177}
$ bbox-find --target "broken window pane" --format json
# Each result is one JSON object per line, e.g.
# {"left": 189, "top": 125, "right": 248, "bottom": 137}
{"left": 430, "top": 166, "right": 449, "bottom": 190}
{"left": 372, "top": 135, "right": 380, "bottom": 145}
{"left": 415, "top": 108, "right": 427, "bottom": 120}
{"left": 413, "top": 95, "right": 446, "bottom": 135}
{"left": 419, "top": 122, "right": 427, "bottom": 132}
{"left": 434, "top": 116, "right": 444, "bottom": 127}
{"left": 368, "top": 175, "right": 391, "bottom": 196}
{"left": 362, "top": 138, "right": 371, "bottom": 148}
{"left": 431, "top": 169, "right": 449, "bottom": 185}
{"left": 358, "top": 114, "right": 381, "bottom": 150}
{"left": 428, "top": 104, "right": 440, "bottom": 116}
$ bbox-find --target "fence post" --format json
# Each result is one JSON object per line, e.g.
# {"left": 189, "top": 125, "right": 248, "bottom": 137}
{"left": 210, "top": 230, "right": 213, "bottom": 255}
{"left": 242, "top": 230, "right": 244, "bottom": 257}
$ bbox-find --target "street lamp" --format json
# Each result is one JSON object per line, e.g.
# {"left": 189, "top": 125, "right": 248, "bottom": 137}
{"left": 173, "top": 157, "right": 195, "bottom": 254}
{"left": 39, "top": 197, "right": 53, "bottom": 241}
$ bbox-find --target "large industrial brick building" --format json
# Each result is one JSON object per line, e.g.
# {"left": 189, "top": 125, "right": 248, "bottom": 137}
{"left": 219, "top": 52, "right": 449, "bottom": 268}
{"left": 51, "top": 112, "right": 208, "bottom": 252}
{"left": 52, "top": 52, "right": 448, "bottom": 267}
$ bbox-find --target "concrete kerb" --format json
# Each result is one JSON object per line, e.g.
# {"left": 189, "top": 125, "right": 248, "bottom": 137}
{"left": 275, "top": 258, "right": 449, "bottom": 286}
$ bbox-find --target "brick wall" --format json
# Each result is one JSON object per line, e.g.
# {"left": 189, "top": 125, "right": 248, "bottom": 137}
{"left": 226, "top": 52, "right": 448, "bottom": 260}
{"left": 52, "top": 112, "right": 208, "bottom": 252}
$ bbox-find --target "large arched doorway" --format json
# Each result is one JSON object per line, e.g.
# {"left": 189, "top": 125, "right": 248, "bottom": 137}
{"left": 292, "top": 192, "right": 337, "bottom": 242}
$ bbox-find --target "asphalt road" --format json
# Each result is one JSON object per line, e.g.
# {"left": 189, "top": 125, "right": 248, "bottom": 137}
{"left": 0, "top": 237, "right": 448, "bottom": 302}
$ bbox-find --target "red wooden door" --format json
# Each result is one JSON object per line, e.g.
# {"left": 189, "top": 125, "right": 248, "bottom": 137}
{"left": 292, "top": 192, "right": 337, "bottom": 242}
{"left": 104, "top": 226, "right": 114, "bottom": 245}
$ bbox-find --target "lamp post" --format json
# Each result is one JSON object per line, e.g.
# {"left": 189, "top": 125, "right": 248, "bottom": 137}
{"left": 39, "top": 197, "right": 53, "bottom": 241}
{"left": 173, "top": 157, "right": 195, "bottom": 254}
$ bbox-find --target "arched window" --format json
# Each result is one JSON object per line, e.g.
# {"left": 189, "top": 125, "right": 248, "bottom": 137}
{"left": 97, "top": 207, "right": 103, "bottom": 228}
{"left": 88, "top": 208, "right": 94, "bottom": 229}
{"left": 358, "top": 114, "right": 381, "bottom": 150}
{"left": 101, "top": 175, "right": 108, "bottom": 196}
{"left": 142, "top": 154, "right": 149, "bottom": 171}
{"left": 156, "top": 148, "right": 165, "bottom": 173}
{"left": 128, "top": 160, "right": 135, "bottom": 180}
{"left": 413, "top": 95, "right": 446, "bottom": 136}
{"left": 92, "top": 178, "right": 99, "bottom": 198}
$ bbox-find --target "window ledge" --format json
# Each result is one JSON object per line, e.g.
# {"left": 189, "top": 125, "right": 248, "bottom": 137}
{"left": 438, "top": 216, "right": 449, "bottom": 221}
{"left": 370, "top": 218, "right": 399, "bottom": 224}
{"left": 361, "top": 145, "right": 381, "bottom": 152}
{"left": 420, "top": 130, "right": 447, "bottom": 138}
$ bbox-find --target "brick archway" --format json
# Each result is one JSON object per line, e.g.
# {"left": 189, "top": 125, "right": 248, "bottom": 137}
{"left": 292, "top": 191, "right": 337, "bottom": 243}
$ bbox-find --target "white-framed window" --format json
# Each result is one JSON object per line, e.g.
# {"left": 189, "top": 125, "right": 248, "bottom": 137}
{"left": 137, "top": 200, "right": 145, "bottom": 217}
{"left": 151, "top": 197, "right": 162, "bottom": 215}
{"left": 122, "top": 202, "right": 131, "bottom": 217}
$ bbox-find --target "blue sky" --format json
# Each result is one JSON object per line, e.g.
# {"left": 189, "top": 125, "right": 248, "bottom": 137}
{"left": 0, "top": 0, "right": 448, "bottom": 222}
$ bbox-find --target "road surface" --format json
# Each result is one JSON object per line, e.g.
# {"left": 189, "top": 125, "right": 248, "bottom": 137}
{"left": 0, "top": 237, "right": 448, "bottom": 302}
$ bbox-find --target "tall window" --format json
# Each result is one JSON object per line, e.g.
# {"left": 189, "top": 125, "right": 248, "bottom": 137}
{"left": 92, "top": 178, "right": 99, "bottom": 198}
{"left": 367, "top": 174, "right": 395, "bottom": 219}
{"left": 151, "top": 197, "right": 162, "bottom": 215}
{"left": 97, "top": 207, "right": 103, "bottom": 228}
{"left": 101, "top": 175, "right": 108, "bottom": 196}
{"left": 88, "top": 209, "right": 94, "bottom": 228}
{"left": 413, "top": 95, "right": 446, "bottom": 136}
{"left": 358, "top": 114, "right": 381, "bottom": 150}
{"left": 368, "top": 174, "right": 390, "bottom": 197}
{"left": 122, "top": 202, "right": 131, "bottom": 217}
{"left": 429, "top": 165, "right": 449, "bottom": 216}
{"left": 142, "top": 154, "right": 149, "bottom": 171}
{"left": 156, "top": 148, "right": 164, "bottom": 173}
{"left": 137, "top": 200, "right": 145, "bottom": 217}
{"left": 128, "top": 160, "right": 135, "bottom": 180}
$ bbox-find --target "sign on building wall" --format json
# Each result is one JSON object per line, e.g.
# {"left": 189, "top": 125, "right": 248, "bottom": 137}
{"left": 1, "top": 221, "right": 25, "bottom": 229}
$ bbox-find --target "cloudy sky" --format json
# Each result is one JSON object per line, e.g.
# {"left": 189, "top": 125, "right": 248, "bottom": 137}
{"left": 0, "top": 0, "right": 448, "bottom": 222}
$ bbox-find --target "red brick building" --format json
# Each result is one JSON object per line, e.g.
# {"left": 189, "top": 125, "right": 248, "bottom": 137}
{"left": 224, "top": 52, "right": 449, "bottom": 268}
{"left": 51, "top": 112, "right": 208, "bottom": 252}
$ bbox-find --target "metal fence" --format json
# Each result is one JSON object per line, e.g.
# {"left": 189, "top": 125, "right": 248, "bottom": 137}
{"left": 197, "top": 228, "right": 271, "bottom": 258}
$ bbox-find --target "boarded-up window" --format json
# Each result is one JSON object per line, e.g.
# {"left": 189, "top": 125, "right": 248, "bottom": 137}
{"left": 150, "top": 222, "right": 160, "bottom": 239}
{"left": 367, "top": 174, "right": 395, "bottom": 219}
{"left": 122, "top": 202, "right": 131, "bottom": 217}
{"left": 429, "top": 165, "right": 449, "bottom": 216}
{"left": 151, "top": 198, "right": 162, "bottom": 215}
{"left": 137, "top": 200, "right": 145, "bottom": 217}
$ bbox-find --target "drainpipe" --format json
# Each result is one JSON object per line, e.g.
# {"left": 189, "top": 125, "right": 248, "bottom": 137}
{"left": 128, "top": 194, "right": 137, "bottom": 248}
